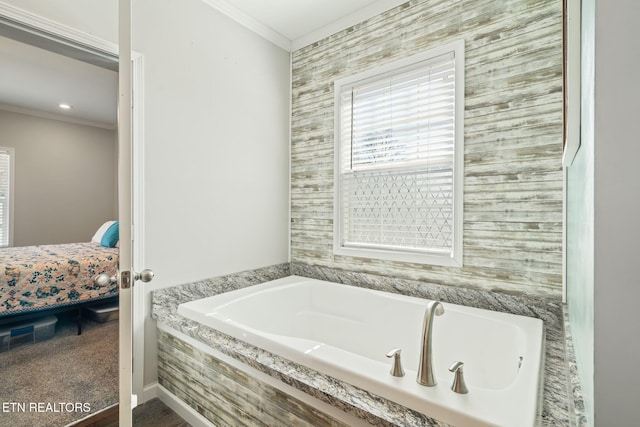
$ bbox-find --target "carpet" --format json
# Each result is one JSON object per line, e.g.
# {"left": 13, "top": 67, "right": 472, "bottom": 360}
{"left": 0, "top": 313, "right": 118, "bottom": 427}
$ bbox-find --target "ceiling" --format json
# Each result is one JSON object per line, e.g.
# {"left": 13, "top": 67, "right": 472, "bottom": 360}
{"left": 0, "top": 0, "right": 403, "bottom": 129}
{"left": 0, "top": 35, "right": 118, "bottom": 129}
{"left": 229, "top": 0, "right": 380, "bottom": 40}
{"left": 221, "top": 0, "right": 405, "bottom": 48}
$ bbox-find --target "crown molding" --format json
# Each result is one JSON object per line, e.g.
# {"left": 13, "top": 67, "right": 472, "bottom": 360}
{"left": 0, "top": 103, "right": 116, "bottom": 130}
{"left": 201, "top": 0, "right": 291, "bottom": 51}
{"left": 2, "top": 0, "right": 408, "bottom": 54}
{"left": 291, "top": 0, "right": 407, "bottom": 51}
{"left": 200, "top": 0, "right": 407, "bottom": 53}
{"left": 0, "top": 2, "right": 124, "bottom": 129}
{"left": 0, "top": 2, "right": 118, "bottom": 58}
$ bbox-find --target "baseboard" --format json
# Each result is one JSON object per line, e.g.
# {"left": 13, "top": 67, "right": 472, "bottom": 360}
{"left": 156, "top": 384, "right": 215, "bottom": 427}
{"left": 140, "top": 382, "right": 159, "bottom": 404}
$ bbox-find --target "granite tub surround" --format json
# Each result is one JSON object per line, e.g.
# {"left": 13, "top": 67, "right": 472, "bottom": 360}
{"left": 563, "top": 309, "right": 589, "bottom": 427}
{"left": 154, "top": 274, "right": 448, "bottom": 425}
{"left": 151, "top": 263, "right": 291, "bottom": 324}
{"left": 152, "top": 263, "right": 582, "bottom": 426}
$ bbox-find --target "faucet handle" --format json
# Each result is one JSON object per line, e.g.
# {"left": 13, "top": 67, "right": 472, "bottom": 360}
{"left": 433, "top": 302, "right": 444, "bottom": 316}
{"left": 386, "top": 348, "right": 405, "bottom": 377}
{"left": 449, "top": 361, "right": 469, "bottom": 394}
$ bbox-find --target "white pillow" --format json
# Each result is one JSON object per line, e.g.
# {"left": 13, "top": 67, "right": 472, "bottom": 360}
{"left": 91, "top": 220, "right": 117, "bottom": 243}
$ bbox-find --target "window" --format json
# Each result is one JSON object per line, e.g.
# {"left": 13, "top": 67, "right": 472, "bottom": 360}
{"left": 334, "top": 40, "right": 464, "bottom": 267}
{"left": 0, "top": 147, "right": 14, "bottom": 248}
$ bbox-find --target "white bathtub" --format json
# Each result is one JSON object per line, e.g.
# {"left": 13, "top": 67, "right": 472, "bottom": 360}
{"left": 177, "top": 276, "right": 544, "bottom": 427}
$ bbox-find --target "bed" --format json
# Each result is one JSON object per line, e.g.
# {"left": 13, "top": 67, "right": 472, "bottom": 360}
{"left": 0, "top": 222, "right": 120, "bottom": 332}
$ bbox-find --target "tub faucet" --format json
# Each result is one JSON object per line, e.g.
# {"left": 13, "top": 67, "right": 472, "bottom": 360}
{"left": 417, "top": 300, "right": 444, "bottom": 387}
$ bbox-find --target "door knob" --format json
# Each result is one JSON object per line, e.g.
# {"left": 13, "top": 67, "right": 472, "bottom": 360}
{"left": 94, "top": 269, "right": 154, "bottom": 287}
{"left": 134, "top": 269, "right": 154, "bottom": 283}
{"left": 94, "top": 273, "right": 117, "bottom": 287}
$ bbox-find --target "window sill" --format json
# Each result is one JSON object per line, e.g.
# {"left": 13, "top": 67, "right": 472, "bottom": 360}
{"left": 333, "top": 245, "right": 462, "bottom": 268}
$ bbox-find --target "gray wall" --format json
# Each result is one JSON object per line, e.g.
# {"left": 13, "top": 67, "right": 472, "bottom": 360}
{"left": 291, "top": 0, "right": 564, "bottom": 298}
{"left": 132, "top": 0, "right": 291, "bottom": 387}
{"left": 0, "top": 109, "right": 117, "bottom": 246}
{"left": 592, "top": 0, "right": 639, "bottom": 424}
{"left": 568, "top": 0, "right": 640, "bottom": 425}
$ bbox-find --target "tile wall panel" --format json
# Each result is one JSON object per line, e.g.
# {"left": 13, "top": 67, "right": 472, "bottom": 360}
{"left": 290, "top": 0, "right": 563, "bottom": 298}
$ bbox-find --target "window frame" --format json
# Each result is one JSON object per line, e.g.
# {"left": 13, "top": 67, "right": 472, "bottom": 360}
{"left": 0, "top": 147, "right": 15, "bottom": 248}
{"left": 333, "top": 40, "right": 465, "bottom": 267}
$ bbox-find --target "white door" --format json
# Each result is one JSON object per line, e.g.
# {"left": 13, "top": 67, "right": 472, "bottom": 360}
{"left": 120, "top": 1, "right": 152, "bottom": 422}
{"left": 118, "top": 2, "right": 151, "bottom": 422}
{"left": 118, "top": 0, "right": 134, "bottom": 424}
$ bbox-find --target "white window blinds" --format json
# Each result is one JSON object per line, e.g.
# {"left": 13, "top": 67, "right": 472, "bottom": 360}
{"left": 342, "top": 53, "right": 455, "bottom": 172}
{"left": 334, "top": 41, "right": 464, "bottom": 266}
{"left": 0, "top": 148, "right": 13, "bottom": 248}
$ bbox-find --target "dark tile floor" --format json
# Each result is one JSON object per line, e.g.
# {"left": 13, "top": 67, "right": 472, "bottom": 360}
{"left": 70, "top": 398, "right": 190, "bottom": 427}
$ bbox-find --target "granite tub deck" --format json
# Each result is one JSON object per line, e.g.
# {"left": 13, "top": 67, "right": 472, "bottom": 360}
{"left": 151, "top": 263, "right": 585, "bottom": 426}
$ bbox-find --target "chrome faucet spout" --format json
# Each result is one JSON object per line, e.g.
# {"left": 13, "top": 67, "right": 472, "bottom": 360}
{"left": 417, "top": 300, "right": 444, "bottom": 387}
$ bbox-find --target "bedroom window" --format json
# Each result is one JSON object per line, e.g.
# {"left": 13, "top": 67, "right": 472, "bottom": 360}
{"left": 333, "top": 40, "right": 464, "bottom": 267}
{"left": 0, "top": 147, "right": 14, "bottom": 248}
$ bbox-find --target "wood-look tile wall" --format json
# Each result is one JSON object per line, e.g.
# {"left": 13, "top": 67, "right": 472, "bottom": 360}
{"left": 291, "top": 0, "right": 563, "bottom": 298}
{"left": 157, "top": 330, "right": 352, "bottom": 427}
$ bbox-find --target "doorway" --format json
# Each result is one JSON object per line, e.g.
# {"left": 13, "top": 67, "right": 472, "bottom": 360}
{"left": 0, "top": 5, "right": 145, "bottom": 425}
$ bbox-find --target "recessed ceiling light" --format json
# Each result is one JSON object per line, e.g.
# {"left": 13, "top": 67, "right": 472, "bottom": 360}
{"left": 58, "top": 103, "right": 72, "bottom": 110}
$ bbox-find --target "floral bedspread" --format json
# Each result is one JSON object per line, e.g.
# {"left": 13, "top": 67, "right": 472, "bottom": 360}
{"left": 0, "top": 242, "right": 119, "bottom": 315}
